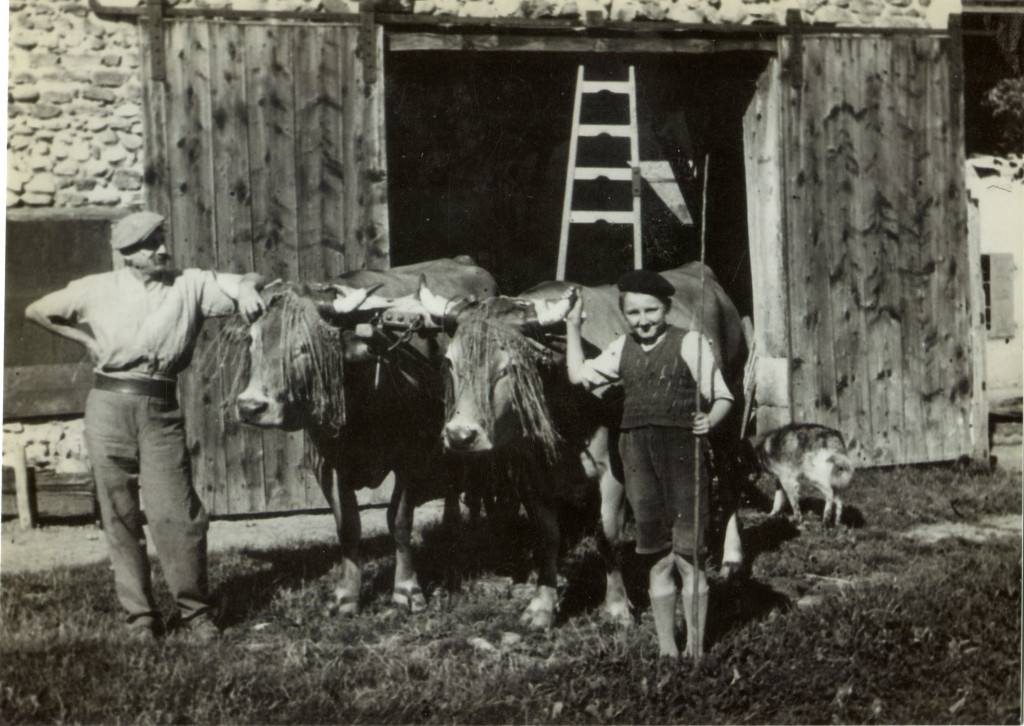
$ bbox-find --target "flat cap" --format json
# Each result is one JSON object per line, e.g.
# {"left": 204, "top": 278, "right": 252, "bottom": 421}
{"left": 110, "top": 211, "right": 164, "bottom": 251}
{"left": 616, "top": 269, "right": 675, "bottom": 299}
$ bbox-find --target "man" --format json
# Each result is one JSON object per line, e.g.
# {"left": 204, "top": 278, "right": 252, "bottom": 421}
{"left": 25, "top": 211, "right": 266, "bottom": 643}
{"left": 565, "top": 269, "right": 734, "bottom": 661}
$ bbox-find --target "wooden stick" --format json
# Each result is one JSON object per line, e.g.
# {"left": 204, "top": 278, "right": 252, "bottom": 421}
{"left": 692, "top": 153, "right": 710, "bottom": 668}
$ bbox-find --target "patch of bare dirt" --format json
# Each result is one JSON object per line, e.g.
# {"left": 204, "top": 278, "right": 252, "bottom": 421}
{"left": 0, "top": 501, "right": 445, "bottom": 575}
{"left": 902, "top": 513, "right": 1022, "bottom": 545}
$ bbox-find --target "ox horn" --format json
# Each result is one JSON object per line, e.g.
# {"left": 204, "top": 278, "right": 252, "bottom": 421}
{"left": 533, "top": 287, "right": 578, "bottom": 327}
{"left": 417, "top": 276, "right": 454, "bottom": 320}
{"left": 330, "top": 282, "right": 387, "bottom": 314}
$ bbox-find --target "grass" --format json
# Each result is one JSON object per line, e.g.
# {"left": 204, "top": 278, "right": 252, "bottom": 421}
{"left": 1, "top": 463, "right": 1021, "bottom": 724}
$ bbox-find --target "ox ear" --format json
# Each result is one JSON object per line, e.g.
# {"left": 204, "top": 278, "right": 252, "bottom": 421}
{"left": 533, "top": 287, "right": 578, "bottom": 327}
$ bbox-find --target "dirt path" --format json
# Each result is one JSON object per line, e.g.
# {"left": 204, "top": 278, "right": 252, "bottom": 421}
{"left": 1, "top": 505, "right": 1018, "bottom": 577}
{"left": 0, "top": 501, "right": 446, "bottom": 575}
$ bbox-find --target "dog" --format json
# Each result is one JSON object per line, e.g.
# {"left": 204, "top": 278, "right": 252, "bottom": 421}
{"left": 756, "top": 423, "right": 855, "bottom": 526}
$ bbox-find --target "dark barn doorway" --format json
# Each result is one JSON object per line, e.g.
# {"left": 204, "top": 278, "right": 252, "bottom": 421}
{"left": 385, "top": 49, "right": 769, "bottom": 316}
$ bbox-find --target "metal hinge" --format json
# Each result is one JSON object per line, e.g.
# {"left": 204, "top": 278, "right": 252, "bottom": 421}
{"left": 144, "top": 0, "right": 166, "bottom": 82}
{"left": 359, "top": 0, "right": 377, "bottom": 86}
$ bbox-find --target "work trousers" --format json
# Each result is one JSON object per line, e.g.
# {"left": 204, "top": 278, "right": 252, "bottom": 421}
{"left": 84, "top": 388, "right": 210, "bottom": 627}
{"left": 619, "top": 425, "right": 709, "bottom": 557}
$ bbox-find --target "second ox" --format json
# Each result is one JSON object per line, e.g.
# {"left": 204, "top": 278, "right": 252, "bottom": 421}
{"left": 418, "top": 262, "right": 748, "bottom": 629}
{"left": 234, "top": 258, "right": 496, "bottom": 615}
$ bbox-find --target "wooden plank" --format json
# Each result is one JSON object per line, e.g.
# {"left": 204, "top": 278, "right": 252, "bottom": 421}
{"left": 164, "top": 20, "right": 226, "bottom": 501}
{"left": 897, "top": 36, "right": 934, "bottom": 464}
{"left": 386, "top": 32, "right": 776, "bottom": 54}
{"left": 743, "top": 54, "right": 791, "bottom": 435}
{"left": 245, "top": 23, "right": 306, "bottom": 512}
{"left": 342, "top": 25, "right": 390, "bottom": 272}
{"left": 208, "top": 20, "right": 261, "bottom": 516}
{"left": 821, "top": 37, "right": 863, "bottom": 450}
{"left": 138, "top": 20, "right": 172, "bottom": 220}
{"left": 846, "top": 37, "right": 879, "bottom": 463}
{"left": 3, "top": 364, "right": 93, "bottom": 419}
{"left": 365, "top": 25, "right": 390, "bottom": 270}
{"left": 783, "top": 34, "right": 819, "bottom": 428}
{"left": 295, "top": 26, "right": 329, "bottom": 283}
{"left": 342, "top": 27, "right": 362, "bottom": 273}
{"left": 320, "top": 25, "right": 347, "bottom": 278}
{"left": 867, "top": 36, "right": 907, "bottom": 465}
{"left": 245, "top": 23, "right": 300, "bottom": 283}
{"left": 966, "top": 174, "right": 990, "bottom": 461}
{"left": 805, "top": 38, "right": 840, "bottom": 430}
{"left": 932, "top": 34, "right": 973, "bottom": 460}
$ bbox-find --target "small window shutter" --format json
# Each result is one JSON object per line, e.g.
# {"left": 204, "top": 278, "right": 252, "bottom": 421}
{"left": 989, "top": 252, "right": 1017, "bottom": 339}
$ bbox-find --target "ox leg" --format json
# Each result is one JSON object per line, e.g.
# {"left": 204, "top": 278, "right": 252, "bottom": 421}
{"left": 596, "top": 465, "right": 633, "bottom": 627}
{"left": 388, "top": 477, "right": 427, "bottom": 613}
{"left": 720, "top": 512, "right": 744, "bottom": 580}
{"left": 320, "top": 464, "right": 362, "bottom": 616}
{"left": 518, "top": 469, "right": 560, "bottom": 630}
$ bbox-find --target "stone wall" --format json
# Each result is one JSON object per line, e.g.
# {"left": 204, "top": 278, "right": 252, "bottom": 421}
{"left": 7, "top": 0, "right": 145, "bottom": 209}
{"left": 6, "top": 0, "right": 960, "bottom": 213}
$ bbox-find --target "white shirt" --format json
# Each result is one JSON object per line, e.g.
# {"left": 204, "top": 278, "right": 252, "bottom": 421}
{"left": 34, "top": 268, "right": 241, "bottom": 380}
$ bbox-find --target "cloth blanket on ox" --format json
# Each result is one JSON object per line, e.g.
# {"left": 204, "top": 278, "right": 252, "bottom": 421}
{"left": 337, "top": 256, "right": 498, "bottom": 305}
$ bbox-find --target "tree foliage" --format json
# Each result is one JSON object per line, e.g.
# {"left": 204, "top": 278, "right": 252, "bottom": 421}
{"left": 984, "top": 77, "right": 1024, "bottom": 155}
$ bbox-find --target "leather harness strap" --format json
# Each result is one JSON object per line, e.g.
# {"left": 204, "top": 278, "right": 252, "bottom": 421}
{"left": 94, "top": 373, "right": 177, "bottom": 400}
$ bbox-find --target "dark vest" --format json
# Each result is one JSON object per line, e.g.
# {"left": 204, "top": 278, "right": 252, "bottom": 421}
{"left": 619, "top": 325, "right": 696, "bottom": 429}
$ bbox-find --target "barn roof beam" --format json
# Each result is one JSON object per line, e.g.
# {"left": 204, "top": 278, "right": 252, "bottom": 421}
{"left": 89, "top": 0, "right": 961, "bottom": 35}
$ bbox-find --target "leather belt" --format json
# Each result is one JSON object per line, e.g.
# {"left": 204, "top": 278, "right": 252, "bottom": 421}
{"left": 94, "top": 374, "right": 177, "bottom": 400}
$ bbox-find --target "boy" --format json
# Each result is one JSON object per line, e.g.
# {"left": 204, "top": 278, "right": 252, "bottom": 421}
{"left": 565, "top": 269, "right": 733, "bottom": 660}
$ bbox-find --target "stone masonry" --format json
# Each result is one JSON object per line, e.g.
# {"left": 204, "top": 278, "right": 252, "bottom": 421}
{"left": 7, "top": 1, "right": 146, "bottom": 209}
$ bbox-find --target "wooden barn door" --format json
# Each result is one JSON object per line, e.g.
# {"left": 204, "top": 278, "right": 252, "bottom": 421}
{"left": 140, "top": 19, "right": 389, "bottom": 514}
{"left": 773, "top": 31, "right": 984, "bottom": 466}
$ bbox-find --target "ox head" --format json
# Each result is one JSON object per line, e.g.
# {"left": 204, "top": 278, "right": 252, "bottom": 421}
{"left": 418, "top": 284, "right": 576, "bottom": 460}
{"left": 234, "top": 281, "right": 411, "bottom": 434}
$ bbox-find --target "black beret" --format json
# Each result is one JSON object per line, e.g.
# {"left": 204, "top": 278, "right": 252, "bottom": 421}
{"left": 616, "top": 270, "right": 675, "bottom": 298}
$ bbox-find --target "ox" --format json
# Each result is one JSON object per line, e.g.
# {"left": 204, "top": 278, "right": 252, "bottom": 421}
{"left": 235, "top": 258, "right": 496, "bottom": 615}
{"left": 418, "top": 262, "right": 747, "bottom": 629}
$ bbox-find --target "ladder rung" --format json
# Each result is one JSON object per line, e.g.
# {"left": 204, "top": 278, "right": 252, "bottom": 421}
{"left": 578, "top": 124, "right": 633, "bottom": 138}
{"left": 580, "top": 80, "right": 633, "bottom": 94}
{"left": 574, "top": 167, "right": 632, "bottom": 181}
{"left": 570, "top": 210, "right": 635, "bottom": 224}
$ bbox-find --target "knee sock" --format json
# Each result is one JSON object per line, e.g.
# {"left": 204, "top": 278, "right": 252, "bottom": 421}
{"left": 649, "top": 592, "right": 679, "bottom": 659}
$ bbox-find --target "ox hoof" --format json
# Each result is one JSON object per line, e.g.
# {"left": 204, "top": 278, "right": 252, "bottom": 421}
{"left": 392, "top": 585, "right": 427, "bottom": 613}
{"left": 519, "top": 607, "right": 555, "bottom": 631}
{"left": 604, "top": 604, "right": 634, "bottom": 628}
{"left": 328, "top": 593, "right": 360, "bottom": 617}
{"left": 720, "top": 561, "right": 745, "bottom": 581}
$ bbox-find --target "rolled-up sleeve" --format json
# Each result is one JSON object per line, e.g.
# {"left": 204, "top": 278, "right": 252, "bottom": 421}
{"left": 681, "top": 331, "right": 734, "bottom": 405}
{"left": 30, "top": 279, "right": 88, "bottom": 322}
{"left": 579, "top": 335, "right": 626, "bottom": 392}
{"left": 195, "top": 270, "right": 239, "bottom": 318}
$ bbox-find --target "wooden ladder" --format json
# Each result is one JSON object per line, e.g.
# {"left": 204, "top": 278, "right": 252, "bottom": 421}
{"left": 556, "top": 65, "right": 642, "bottom": 281}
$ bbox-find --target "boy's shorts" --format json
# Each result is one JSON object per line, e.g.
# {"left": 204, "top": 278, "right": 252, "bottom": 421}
{"left": 619, "top": 425, "right": 709, "bottom": 556}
